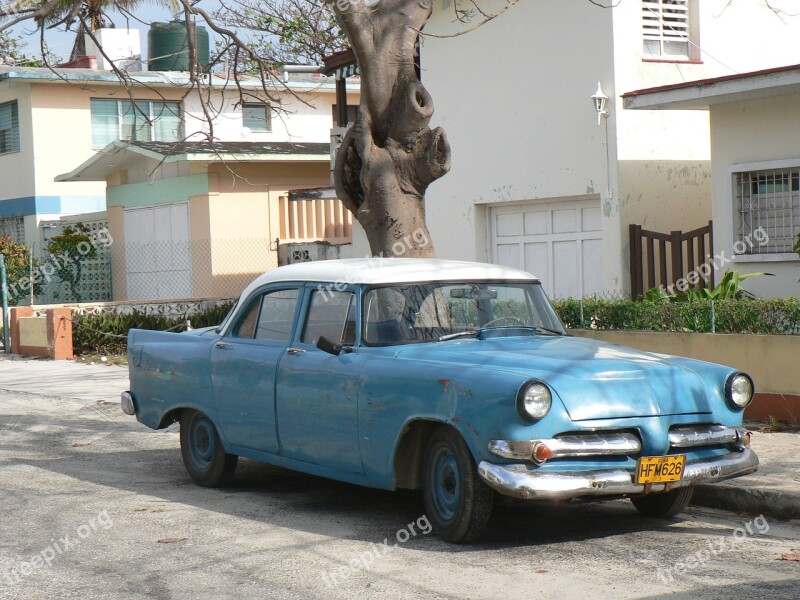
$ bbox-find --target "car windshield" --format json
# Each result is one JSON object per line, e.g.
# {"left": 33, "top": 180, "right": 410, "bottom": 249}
{"left": 216, "top": 300, "right": 238, "bottom": 332}
{"left": 363, "top": 281, "right": 566, "bottom": 345}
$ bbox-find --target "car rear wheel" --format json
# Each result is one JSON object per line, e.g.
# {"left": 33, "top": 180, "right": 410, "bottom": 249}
{"left": 422, "top": 427, "right": 494, "bottom": 543}
{"left": 631, "top": 486, "right": 694, "bottom": 518}
{"left": 180, "top": 410, "right": 238, "bottom": 487}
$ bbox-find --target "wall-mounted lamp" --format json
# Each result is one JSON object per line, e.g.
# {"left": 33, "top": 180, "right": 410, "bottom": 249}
{"left": 592, "top": 81, "right": 609, "bottom": 125}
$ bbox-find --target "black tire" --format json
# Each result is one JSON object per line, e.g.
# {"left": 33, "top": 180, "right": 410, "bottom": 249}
{"left": 179, "top": 410, "right": 238, "bottom": 487}
{"left": 631, "top": 486, "right": 694, "bottom": 518}
{"left": 422, "top": 427, "right": 494, "bottom": 543}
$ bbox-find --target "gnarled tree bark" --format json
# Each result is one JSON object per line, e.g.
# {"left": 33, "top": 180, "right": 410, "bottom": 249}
{"left": 327, "top": 0, "right": 450, "bottom": 258}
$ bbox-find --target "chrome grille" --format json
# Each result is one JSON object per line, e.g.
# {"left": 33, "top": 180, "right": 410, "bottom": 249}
{"left": 669, "top": 424, "right": 740, "bottom": 448}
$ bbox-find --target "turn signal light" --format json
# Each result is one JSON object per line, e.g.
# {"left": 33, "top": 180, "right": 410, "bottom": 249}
{"left": 533, "top": 442, "right": 552, "bottom": 464}
{"left": 742, "top": 432, "right": 752, "bottom": 447}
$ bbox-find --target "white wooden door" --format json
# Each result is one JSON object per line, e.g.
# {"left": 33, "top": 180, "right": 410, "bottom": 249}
{"left": 123, "top": 203, "right": 192, "bottom": 300}
{"left": 489, "top": 199, "right": 604, "bottom": 299}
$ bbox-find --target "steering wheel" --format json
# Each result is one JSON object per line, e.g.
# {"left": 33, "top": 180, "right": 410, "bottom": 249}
{"left": 483, "top": 316, "right": 526, "bottom": 329}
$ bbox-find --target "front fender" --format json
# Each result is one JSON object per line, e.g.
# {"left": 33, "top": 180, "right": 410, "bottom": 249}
{"left": 358, "top": 354, "right": 530, "bottom": 487}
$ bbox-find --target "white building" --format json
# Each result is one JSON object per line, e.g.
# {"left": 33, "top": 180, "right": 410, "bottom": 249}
{"left": 344, "top": 0, "right": 800, "bottom": 299}
{"left": 624, "top": 64, "right": 800, "bottom": 298}
{"left": 0, "top": 33, "right": 359, "bottom": 303}
{"left": 0, "top": 62, "right": 358, "bottom": 248}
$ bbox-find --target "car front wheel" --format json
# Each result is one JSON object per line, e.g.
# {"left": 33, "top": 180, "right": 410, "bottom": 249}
{"left": 422, "top": 427, "right": 494, "bottom": 543}
{"left": 180, "top": 410, "right": 238, "bottom": 487}
{"left": 631, "top": 486, "right": 694, "bottom": 518}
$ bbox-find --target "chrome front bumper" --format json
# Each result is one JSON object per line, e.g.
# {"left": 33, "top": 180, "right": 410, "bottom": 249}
{"left": 478, "top": 448, "right": 759, "bottom": 500}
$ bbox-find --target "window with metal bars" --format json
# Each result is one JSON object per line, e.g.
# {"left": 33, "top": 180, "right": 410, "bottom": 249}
{"left": 734, "top": 167, "right": 800, "bottom": 254}
{"left": 0, "top": 216, "right": 25, "bottom": 244}
{"left": 642, "top": 0, "right": 694, "bottom": 58}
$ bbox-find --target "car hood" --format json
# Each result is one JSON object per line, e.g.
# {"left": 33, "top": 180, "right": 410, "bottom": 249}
{"left": 392, "top": 335, "right": 727, "bottom": 421}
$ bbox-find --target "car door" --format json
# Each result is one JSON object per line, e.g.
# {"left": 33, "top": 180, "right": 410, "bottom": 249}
{"left": 210, "top": 286, "right": 301, "bottom": 454}
{"left": 275, "top": 286, "right": 365, "bottom": 475}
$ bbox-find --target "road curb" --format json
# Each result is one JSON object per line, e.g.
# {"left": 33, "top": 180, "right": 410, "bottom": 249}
{"left": 692, "top": 483, "right": 800, "bottom": 520}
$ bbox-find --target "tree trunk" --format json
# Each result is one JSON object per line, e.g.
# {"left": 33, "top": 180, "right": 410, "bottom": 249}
{"left": 329, "top": 0, "right": 450, "bottom": 258}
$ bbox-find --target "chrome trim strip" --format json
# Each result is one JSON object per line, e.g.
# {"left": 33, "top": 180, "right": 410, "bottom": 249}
{"left": 668, "top": 424, "right": 739, "bottom": 448}
{"left": 488, "top": 432, "right": 641, "bottom": 461}
{"left": 478, "top": 448, "right": 759, "bottom": 500}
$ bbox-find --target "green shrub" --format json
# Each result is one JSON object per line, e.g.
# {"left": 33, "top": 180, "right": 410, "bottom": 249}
{"left": 72, "top": 301, "right": 234, "bottom": 356}
{"left": 552, "top": 297, "right": 799, "bottom": 335}
{"left": 0, "top": 235, "right": 40, "bottom": 305}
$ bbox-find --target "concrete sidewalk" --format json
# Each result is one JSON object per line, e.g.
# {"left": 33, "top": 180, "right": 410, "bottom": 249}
{"left": 1, "top": 354, "right": 798, "bottom": 521}
{"left": 692, "top": 429, "right": 800, "bottom": 520}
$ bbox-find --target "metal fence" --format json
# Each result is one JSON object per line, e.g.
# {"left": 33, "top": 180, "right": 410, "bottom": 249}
{"left": 116, "top": 238, "right": 279, "bottom": 302}
{"left": 552, "top": 296, "right": 800, "bottom": 335}
{"left": 2, "top": 238, "right": 279, "bottom": 307}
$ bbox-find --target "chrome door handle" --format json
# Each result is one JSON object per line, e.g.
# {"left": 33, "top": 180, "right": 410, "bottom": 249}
{"left": 286, "top": 348, "right": 307, "bottom": 356}
{"left": 215, "top": 342, "right": 232, "bottom": 350}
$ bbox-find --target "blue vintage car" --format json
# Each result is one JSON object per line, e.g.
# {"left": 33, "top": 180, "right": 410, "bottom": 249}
{"left": 122, "top": 258, "right": 758, "bottom": 543}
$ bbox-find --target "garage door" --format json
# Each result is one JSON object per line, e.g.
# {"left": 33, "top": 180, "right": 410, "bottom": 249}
{"left": 489, "top": 199, "right": 603, "bottom": 299}
{"left": 124, "top": 203, "right": 192, "bottom": 301}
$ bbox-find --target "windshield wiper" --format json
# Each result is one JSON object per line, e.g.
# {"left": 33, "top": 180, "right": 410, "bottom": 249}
{"left": 531, "top": 326, "right": 566, "bottom": 336}
{"left": 438, "top": 325, "right": 565, "bottom": 342}
{"left": 438, "top": 330, "right": 480, "bottom": 341}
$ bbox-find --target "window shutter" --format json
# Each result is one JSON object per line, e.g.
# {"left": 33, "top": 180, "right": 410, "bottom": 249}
{"left": 0, "top": 101, "right": 20, "bottom": 154}
{"left": 643, "top": 0, "right": 690, "bottom": 56}
{"left": 243, "top": 104, "right": 271, "bottom": 132}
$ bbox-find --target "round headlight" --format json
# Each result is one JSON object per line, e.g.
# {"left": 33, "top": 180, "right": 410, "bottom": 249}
{"left": 518, "top": 382, "right": 552, "bottom": 421}
{"left": 725, "top": 373, "right": 754, "bottom": 409}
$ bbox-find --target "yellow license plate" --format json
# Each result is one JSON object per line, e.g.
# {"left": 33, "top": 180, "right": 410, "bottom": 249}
{"left": 636, "top": 455, "right": 686, "bottom": 484}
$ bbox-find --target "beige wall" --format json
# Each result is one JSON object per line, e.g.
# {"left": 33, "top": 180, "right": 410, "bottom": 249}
{"left": 618, "top": 160, "right": 711, "bottom": 232}
{"left": 29, "top": 83, "right": 185, "bottom": 199}
{"left": 0, "top": 81, "right": 35, "bottom": 201}
{"left": 206, "top": 162, "right": 334, "bottom": 296}
{"left": 30, "top": 83, "right": 101, "bottom": 199}
{"left": 104, "top": 159, "right": 332, "bottom": 300}
{"left": 710, "top": 95, "right": 800, "bottom": 299}
{"left": 106, "top": 204, "right": 127, "bottom": 300}
{"left": 209, "top": 162, "right": 332, "bottom": 235}
{"left": 572, "top": 330, "right": 799, "bottom": 396}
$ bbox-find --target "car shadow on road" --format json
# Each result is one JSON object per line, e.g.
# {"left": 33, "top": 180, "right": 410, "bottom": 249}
{"left": 13, "top": 441, "right": 746, "bottom": 552}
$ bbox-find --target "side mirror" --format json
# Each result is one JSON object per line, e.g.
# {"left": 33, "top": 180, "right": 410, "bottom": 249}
{"left": 317, "top": 335, "right": 347, "bottom": 356}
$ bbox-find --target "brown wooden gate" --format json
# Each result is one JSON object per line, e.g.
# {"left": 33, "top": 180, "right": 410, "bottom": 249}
{"left": 629, "top": 221, "right": 714, "bottom": 299}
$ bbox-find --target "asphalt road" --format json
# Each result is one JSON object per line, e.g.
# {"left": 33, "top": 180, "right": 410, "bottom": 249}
{"left": 0, "top": 362, "right": 798, "bottom": 600}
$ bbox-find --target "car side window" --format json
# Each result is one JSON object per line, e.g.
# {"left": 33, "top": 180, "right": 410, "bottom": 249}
{"left": 302, "top": 290, "right": 356, "bottom": 345}
{"left": 232, "top": 288, "right": 299, "bottom": 340}
{"left": 256, "top": 289, "right": 300, "bottom": 341}
{"left": 233, "top": 299, "right": 260, "bottom": 338}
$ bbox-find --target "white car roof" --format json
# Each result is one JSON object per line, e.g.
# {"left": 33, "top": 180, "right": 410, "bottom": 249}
{"left": 244, "top": 258, "right": 538, "bottom": 292}
{"left": 219, "top": 258, "right": 540, "bottom": 336}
